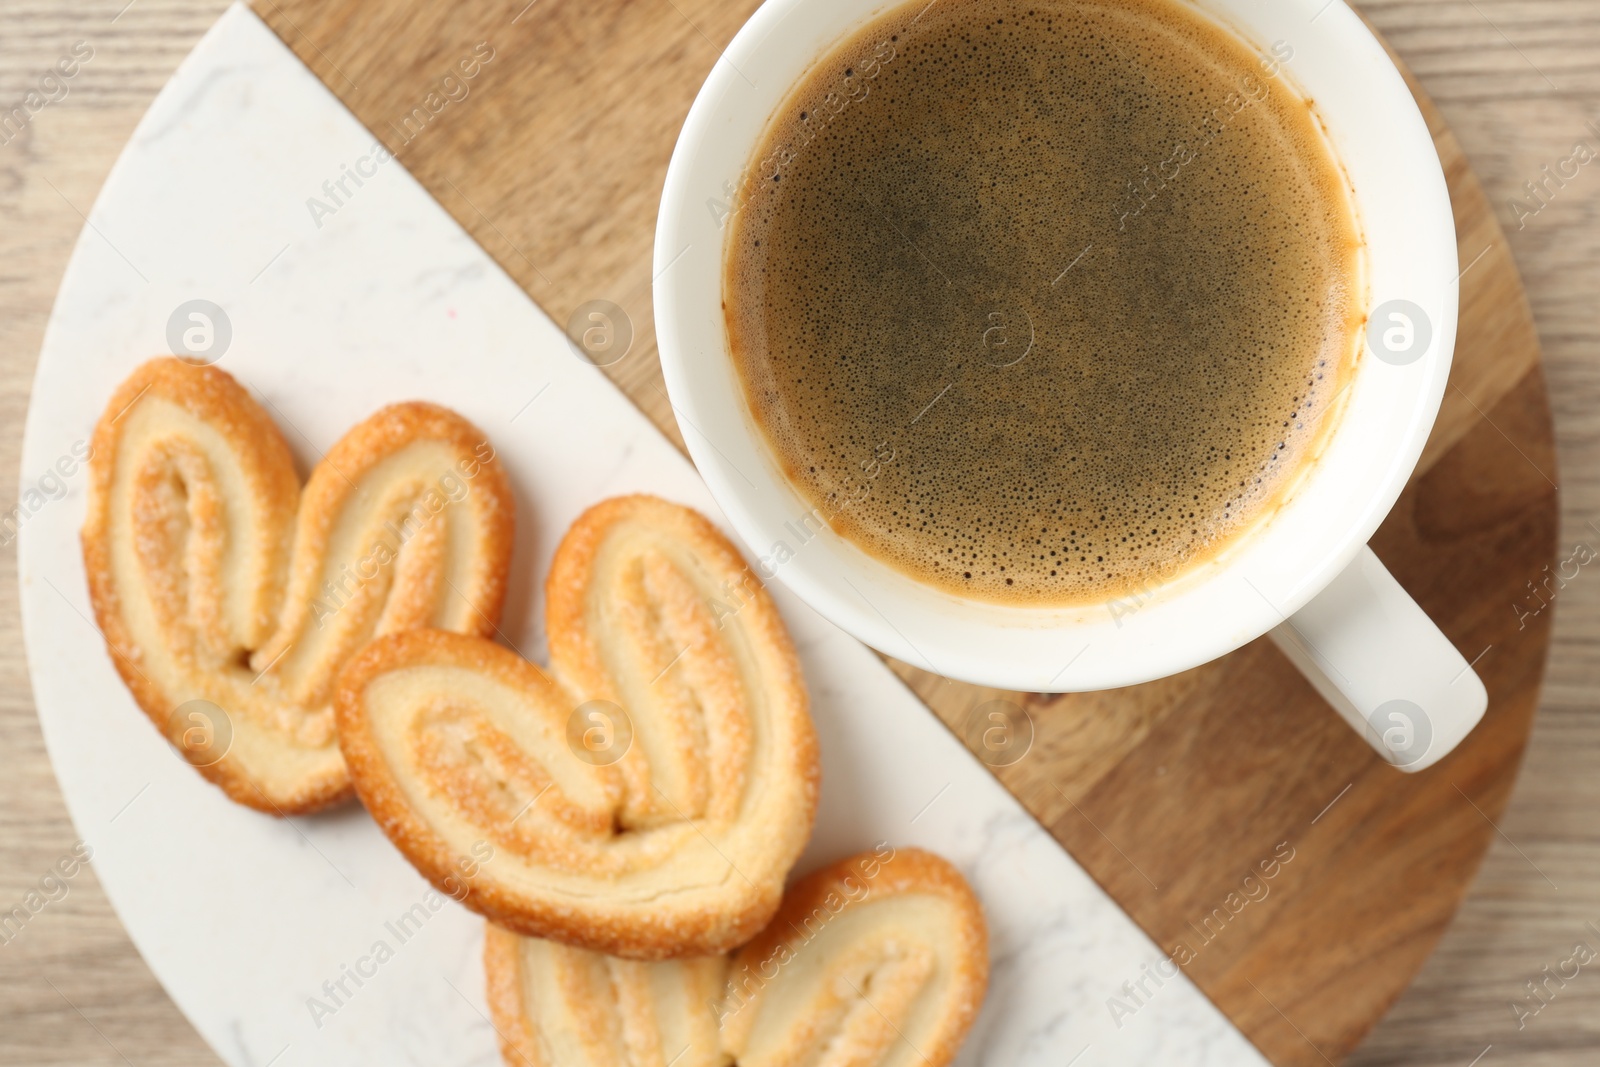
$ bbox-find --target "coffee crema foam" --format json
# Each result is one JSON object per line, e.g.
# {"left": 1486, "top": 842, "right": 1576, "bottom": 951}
{"left": 725, "top": 0, "right": 1364, "bottom": 605}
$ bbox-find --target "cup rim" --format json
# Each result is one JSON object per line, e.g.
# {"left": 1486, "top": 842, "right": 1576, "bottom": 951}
{"left": 655, "top": 0, "right": 1458, "bottom": 691}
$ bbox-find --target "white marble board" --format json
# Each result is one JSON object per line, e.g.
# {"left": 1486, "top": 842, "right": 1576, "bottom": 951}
{"left": 16, "top": 6, "right": 1269, "bottom": 1065}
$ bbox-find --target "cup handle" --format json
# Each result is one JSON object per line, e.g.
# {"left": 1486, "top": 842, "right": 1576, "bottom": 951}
{"left": 1267, "top": 545, "right": 1487, "bottom": 772}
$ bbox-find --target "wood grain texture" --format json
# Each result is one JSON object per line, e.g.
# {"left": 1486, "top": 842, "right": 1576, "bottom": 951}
{"left": 0, "top": 1, "right": 1597, "bottom": 1065}
{"left": 243, "top": 0, "right": 1557, "bottom": 1061}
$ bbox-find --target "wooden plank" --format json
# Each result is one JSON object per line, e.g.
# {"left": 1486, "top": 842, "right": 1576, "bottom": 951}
{"left": 244, "top": 0, "right": 1559, "bottom": 1062}
{"left": 8, "top": 0, "right": 1600, "bottom": 1064}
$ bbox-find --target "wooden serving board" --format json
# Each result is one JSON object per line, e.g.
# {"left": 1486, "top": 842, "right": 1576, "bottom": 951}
{"left": 250, "top": 0, "right": 1557, "bottom": 1061}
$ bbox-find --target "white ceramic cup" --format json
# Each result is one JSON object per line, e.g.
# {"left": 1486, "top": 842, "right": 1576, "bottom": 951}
{"left": 654, "top": 0, "right": 1486, "bottom": 771}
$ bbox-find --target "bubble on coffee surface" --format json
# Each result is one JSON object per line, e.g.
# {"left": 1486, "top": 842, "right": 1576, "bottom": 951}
{"left": 725, "top": 0, "right": 1363, "bottom": 605}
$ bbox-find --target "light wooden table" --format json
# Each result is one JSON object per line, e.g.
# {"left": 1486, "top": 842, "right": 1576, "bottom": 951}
{"left": 1, "top": 1, "right": 1597, "bottom": 1064}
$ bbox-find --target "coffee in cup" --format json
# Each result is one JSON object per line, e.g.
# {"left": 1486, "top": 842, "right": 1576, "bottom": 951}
{"left": 723, "top": 0, "right": 1364, "bottom": 605}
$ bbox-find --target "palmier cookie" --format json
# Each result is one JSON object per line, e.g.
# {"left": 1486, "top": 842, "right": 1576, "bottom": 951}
{"left": 82, "top": 358, "right": 514, "bottom": 814}
{"left": 483, "top": 847, "right": 989, "bottom": 1067}
{"left": 484, "top": 930, "right": 730, "bottom": 1067}
{"left": 335, "top": 495, "right": 821, "bottom": 959}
